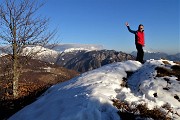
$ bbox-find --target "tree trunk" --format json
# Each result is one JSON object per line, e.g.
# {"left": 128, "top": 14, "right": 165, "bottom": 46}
{"left": 12, "top": 42, "right": 19, "bottom": 98}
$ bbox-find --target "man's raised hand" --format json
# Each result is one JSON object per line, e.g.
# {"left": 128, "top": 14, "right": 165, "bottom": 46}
{"left": 125, "top": 22, "right": 129, "bottom": 26}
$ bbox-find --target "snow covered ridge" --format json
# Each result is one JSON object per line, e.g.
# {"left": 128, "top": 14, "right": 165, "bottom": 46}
{"left": 9, "top": 60, "right": 180, "bottom": 120}
{"left": 20, "top": 44, "right": 103, "bottom": 62}
{"left": 21, "top": 46, "right": 59, "bottom": 63}
{"left": 63, "top": 47, "right": 99, "bottom": 53}
{"left": 0, "top": 46, "right": 59, "bottom": 63}
{"left": 46, "top": 43, "right": 104, "bottom": 53}
{"left": 22, "top": 46, "right": 58, "bottom": 56}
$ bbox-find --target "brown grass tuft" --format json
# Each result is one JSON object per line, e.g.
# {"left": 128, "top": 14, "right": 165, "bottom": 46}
{"left": 174, "top": 61, "right": 180, "bottom": 65}
{"left": 112, "top": 99, "right": 171, "bottom": 120}
{"left": 171, "top": 65, "right": 180, "bottom": 72}
{"left": 155, "top": 67, "right": 173, "bottom": 77}
{"left": 162, "top": 61, "right": 171, "bottom": 65}
{"left": 137, "top": 104, "right": 170, "bottom": 120}
{"left": 155, "top": 66, "right": 180, "bottom": 80}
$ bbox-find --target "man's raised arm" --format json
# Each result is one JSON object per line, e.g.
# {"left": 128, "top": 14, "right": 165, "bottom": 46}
{"left": 125, "top": 22, "right": 136, "bottom": 34}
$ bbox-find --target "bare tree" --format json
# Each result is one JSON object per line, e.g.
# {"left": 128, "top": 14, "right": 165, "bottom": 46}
{"left": 0, "top": 0, "right": 56, "bottom": 98}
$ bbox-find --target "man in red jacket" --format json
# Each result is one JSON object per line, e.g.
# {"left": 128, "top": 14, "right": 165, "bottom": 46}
{"left": 125, "top": 22, "right": 145, "bottom": 63}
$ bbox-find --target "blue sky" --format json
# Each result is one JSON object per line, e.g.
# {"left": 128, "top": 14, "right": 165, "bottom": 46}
{"left": 40, "top": 0, "right": 179, "bottom": 54}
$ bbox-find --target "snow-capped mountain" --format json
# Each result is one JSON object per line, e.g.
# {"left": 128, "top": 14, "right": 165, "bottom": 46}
{"left": 21, "top": 46, "right": 59, "bottom": 63}
{"left": 21, "top": 45, "right": 135, "bottom": 72}
{"left": 0, "top": 45, "right": 59, "bottom": 63}
{"left": 46, "top": 43, "right": 104, "bottom": 53}
{"left": 9, "top": 60, "right": 180, "bottom": 120}
{"left": 131, "top": 51, "right": 180, "bottom": 61}
{"left": 0, "top": 44, "right": 135, "bottom": 71}
{"left": 0, "top": 46, "right": 10, "bottom": 57}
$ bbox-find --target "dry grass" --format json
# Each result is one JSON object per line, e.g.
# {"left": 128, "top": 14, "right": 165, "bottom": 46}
{"left": 162, "top": 61, "right": 171, "bottom": 65}
{"left": 171, "top": 65, "right": 180, "bottom": 73}
{"left": 155, "top": 67, "right": 173, "bottom": 77}
{"left": 0, "top": 84, "right": 48, "bottom": 120}
{"left": 174, "top": 61, "right": 180, "bottom": 65}
{"left": 155, "top": 65, "right": 180, "bottom": 80}
{"left": 137, "top": 104, "right": 170, "bottom": 120}
{"left": 0, "top": 56, "right": 80, "bottom": 119}
{"left": 112, "top": 99, "right": 171, "bottom": 120}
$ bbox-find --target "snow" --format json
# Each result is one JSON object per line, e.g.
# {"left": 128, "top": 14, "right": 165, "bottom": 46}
{"left": 46, "top": 44, "right": 103, "bottom": 53}
{"left": 9, "top": 60, "right": 180, "bottom": 120}
{"left": 0, "top": 53, "right": 7, "bottom": 57}
{"left": 22, "top": 46, "right": 58, "bottom": 57}
{"left": 0, "top": 44, "right": 103, "bottom": 58}
{"left": 18, "top": 44, "right": 103, "bottom": 63}
{"left": 21, "top": 46, "right": 59, "bottom": 63}
{"left": 63, "top": 47, "right": 97, "bottom": 53}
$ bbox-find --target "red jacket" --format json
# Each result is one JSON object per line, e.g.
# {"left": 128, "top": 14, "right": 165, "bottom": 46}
{"left": 127, "top": 26, "right": 145, "bottom": 46}
{"left": 136, "top": 31, "right": 145, "bottom": 46}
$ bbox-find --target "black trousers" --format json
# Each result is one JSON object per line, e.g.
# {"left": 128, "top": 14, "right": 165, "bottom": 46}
{"left": 136, "top": 43, "right": 144, "bottom": 63}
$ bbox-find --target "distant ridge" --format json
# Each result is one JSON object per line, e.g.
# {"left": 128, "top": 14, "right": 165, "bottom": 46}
{"left": 45, "top": 43, "right": 104, "bottom": 52}
{"left": 56, "top": 50, "right": 135, "bottom": 72}
{"left": 131, "top": 51, "right": 180, "bottom": 61}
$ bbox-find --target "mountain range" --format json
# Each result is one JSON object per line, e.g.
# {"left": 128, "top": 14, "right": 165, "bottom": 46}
{"left": 56, "top": 50, "right": 135, "bottom": 72}
{"left": 1, "top": 44, "right": 135, "bottom": 72}
{"left": 1, "top": 44, "right": 179, "bottom": 73}
{"left": 131, "top": 51, "right": 180, "bottom": 61}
